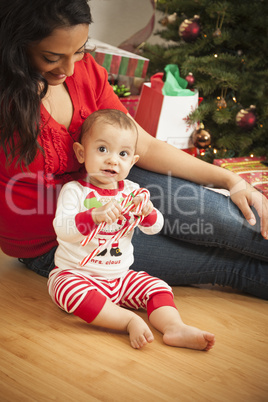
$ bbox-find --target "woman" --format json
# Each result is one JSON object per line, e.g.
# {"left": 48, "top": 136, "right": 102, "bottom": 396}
{"left": 0, "top": 0, "right": 267, "bottom": 299}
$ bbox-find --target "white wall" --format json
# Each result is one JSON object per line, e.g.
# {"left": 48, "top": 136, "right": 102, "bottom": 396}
{"left": 88, "top": 0, "right": 164, "bottom": 47}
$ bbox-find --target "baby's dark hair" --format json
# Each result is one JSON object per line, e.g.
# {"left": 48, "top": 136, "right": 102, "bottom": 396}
{"left": 81, "top": 109, "right": 138, "bottom": 146}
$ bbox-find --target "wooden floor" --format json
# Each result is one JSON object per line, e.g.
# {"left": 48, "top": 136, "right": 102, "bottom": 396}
{"left": 0, "top": 250, "right": 267, "bottom": 402}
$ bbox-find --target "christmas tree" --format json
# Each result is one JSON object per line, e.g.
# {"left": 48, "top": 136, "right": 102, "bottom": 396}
{"left": 142, "top": 0, "right": 268, "bottom": 162}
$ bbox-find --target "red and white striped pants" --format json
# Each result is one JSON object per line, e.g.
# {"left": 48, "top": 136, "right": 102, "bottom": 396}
{"left": 48, "top": 268, "right": 176, "bottom": 323}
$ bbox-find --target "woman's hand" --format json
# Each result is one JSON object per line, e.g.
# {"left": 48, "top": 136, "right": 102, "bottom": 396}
{"left": 229, "top": 179, "right": 268, "bottom": 239}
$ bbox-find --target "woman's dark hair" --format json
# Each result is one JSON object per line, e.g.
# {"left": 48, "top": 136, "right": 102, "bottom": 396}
{"left": 0, "top": 0, "right": 92, "bottom": 166}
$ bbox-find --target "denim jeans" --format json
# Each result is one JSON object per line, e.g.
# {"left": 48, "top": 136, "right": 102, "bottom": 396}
{"left": 19, "top": 246, "right": 57, "bottom": 278}
{"left": 20, "top": 166, "right": 268, "bottom": 299}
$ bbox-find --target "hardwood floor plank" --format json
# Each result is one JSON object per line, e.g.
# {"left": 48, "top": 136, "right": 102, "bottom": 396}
{"left": 0, "top": 251, "right": 267, "bottom": 401}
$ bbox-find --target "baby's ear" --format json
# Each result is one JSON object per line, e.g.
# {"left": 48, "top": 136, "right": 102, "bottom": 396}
{"left": 73, "top": 142, "right": 85, "bottom": 163}
{"left": 132, "top": 154, "right": 140, "bottom": 166}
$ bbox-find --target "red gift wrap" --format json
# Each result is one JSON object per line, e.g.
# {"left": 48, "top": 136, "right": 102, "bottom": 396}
{"left": 214, "top": 156, "right": 268, "bottom": 199}
{"left": 119, "top": 96, "right": 140, "bottom": 118}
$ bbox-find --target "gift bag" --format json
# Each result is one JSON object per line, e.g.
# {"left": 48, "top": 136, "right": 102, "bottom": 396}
{"left": 135, "top": 65, "right": 199, "bottom": 150}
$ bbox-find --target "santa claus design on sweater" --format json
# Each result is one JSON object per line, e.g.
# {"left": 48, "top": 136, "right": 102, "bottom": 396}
{"left": 84, "top": 190, "right": 133, "bottom": 257}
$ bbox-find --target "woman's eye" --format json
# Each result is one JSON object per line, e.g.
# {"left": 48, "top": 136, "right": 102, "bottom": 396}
{"left": 43, "top": 56, "right": 59, "bottom": 64}
{"left": 76, "top": 49, "right": 85, "bottom": 55}
{"left": 98, "top": 146, "right": 107, "bottom": 153}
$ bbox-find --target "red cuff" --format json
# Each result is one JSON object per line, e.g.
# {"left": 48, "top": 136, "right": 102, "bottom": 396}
{"left": 75, "top": 209, "right": 98, "bottom": 235}
{"left": 147, "top": 292, "right": 176, "bottom": 317}
{"left": 73, "top": 290, "right": 107, "bottom": 323}
{"left": 139, "top": 209, "right": 157, "bottom": 227}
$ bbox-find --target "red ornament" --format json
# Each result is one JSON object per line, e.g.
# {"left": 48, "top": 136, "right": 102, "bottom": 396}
{"left": 179, "top": 15, "right": 201, "bottom": 43}
{"left": 185, "top": 72, "right": 195, "bottom": 87}
{"left": 236, "top": 105, "right": 256, "bottom": 130}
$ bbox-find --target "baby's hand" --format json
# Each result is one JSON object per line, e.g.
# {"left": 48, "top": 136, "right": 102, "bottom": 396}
{"left": 132, "top": 196, "right": 154, "bottom": 217}
{"left": 92, "top": 200, "right": 123, "bottom": 225}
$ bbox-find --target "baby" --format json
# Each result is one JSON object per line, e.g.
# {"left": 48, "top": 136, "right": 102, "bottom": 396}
{"left": 48, "top": 109, "right": 215, "bottom": 350}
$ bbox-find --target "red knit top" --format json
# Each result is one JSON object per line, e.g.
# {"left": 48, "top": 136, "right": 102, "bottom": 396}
{"left": 0, "top": 53, "right": 127, "bottom": 258}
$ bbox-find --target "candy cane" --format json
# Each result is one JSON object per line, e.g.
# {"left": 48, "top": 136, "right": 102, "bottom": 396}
{"left": 80, "top": 188, "right": 150, "bottom": 266}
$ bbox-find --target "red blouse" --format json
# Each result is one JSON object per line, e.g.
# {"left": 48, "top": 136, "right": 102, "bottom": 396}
{"left": 0, "top": 53, "right": 127, "bottom": 258}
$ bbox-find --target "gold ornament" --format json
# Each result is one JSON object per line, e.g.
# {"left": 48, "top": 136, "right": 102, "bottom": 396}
{"left": 216, "top": 97, "right": 227, "bottom": 109}
{"left": 213, "top": 28, "right": 222, "bottom": 37}
{"left": 160, "top": 12, "right": 177, "bottom": 26}
{"left": 213, "top": 11, "right": 225, "bottom": 38}
{"left": 216, "top": 88, "right": 227, "bottom": 109}
{"left": 191, "top": 124, "right": 211, "bottom": 149}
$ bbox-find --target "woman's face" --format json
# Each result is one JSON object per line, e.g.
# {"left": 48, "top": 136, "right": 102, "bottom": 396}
{"left": 27, "top": 24, "right": 89, "bottom": 85}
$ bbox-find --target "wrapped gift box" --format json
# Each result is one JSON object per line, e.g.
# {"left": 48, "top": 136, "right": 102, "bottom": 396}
{"left": 214, "top": 156, "right": 268, "bottom": 198}
{"left": 87, "top": 39, "right": 149, "bottom": 78}
{"left": 119, "top": 96, "right": 140, "bottom": 118}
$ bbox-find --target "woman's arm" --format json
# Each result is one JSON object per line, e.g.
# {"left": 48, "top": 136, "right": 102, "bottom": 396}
{"left": 130, "top": 115, "right": 268, "bottom": 239}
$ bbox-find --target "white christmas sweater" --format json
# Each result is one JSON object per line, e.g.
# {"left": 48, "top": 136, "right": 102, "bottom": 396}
{"left": 53, "top": 179, "right": 164, "bottom": 280}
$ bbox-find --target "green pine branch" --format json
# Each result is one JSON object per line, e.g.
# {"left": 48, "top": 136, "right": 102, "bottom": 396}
{"left": 141, "top": 0, "right": 268, "bottom": 161}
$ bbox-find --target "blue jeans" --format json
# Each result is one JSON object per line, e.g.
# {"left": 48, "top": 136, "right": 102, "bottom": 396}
{"left": 19, "top": 246, "right": 58, "bottom": 278}
{"left": 20, "top": 166, "right": 268, "bottom": 299}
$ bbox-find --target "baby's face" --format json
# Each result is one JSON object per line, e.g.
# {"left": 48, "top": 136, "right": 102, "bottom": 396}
{"left": 75, "top": 122, "right": 139, "bottom": 189}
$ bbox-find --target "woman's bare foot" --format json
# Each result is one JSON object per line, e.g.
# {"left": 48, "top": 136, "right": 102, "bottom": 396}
{"left": 127, "top": 315, "right": 154, "bottom": 349}
{"left": 163, "top": 323, "right": 215, "bottom": 351}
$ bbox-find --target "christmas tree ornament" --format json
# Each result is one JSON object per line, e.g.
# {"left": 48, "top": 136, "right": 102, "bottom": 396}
{"left": 160, "top": 12, "right": 177, "bottom": 26}
{"left": 213, "top": 11, "right": 225, "bottom": 37}
{"left": 236, "top": 105, "right": 257, "bottom": 130}
{"left": 191, "top": 123, "right": 211, "bottom": 149}
{"left": 213, "top": 28, "right": 221, "bottom": 37}
{"left": 185, "top": 72, "right": 195, "bottom": 87}
{"left": 179, "top": 15, "right": 201, "bottom": 43}
{"left": 216, "top": 88, "right": 227, "bottom": 109}
{"left": 216, "top": 97, "right": 227, "bottom": 109}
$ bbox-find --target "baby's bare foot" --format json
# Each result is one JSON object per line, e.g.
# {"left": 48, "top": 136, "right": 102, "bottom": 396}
{"left": 163, "top": 323, "right": 215, "bottom": 351}
{"left": 127, "top": 315, "right": 154, "bottom": 349}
